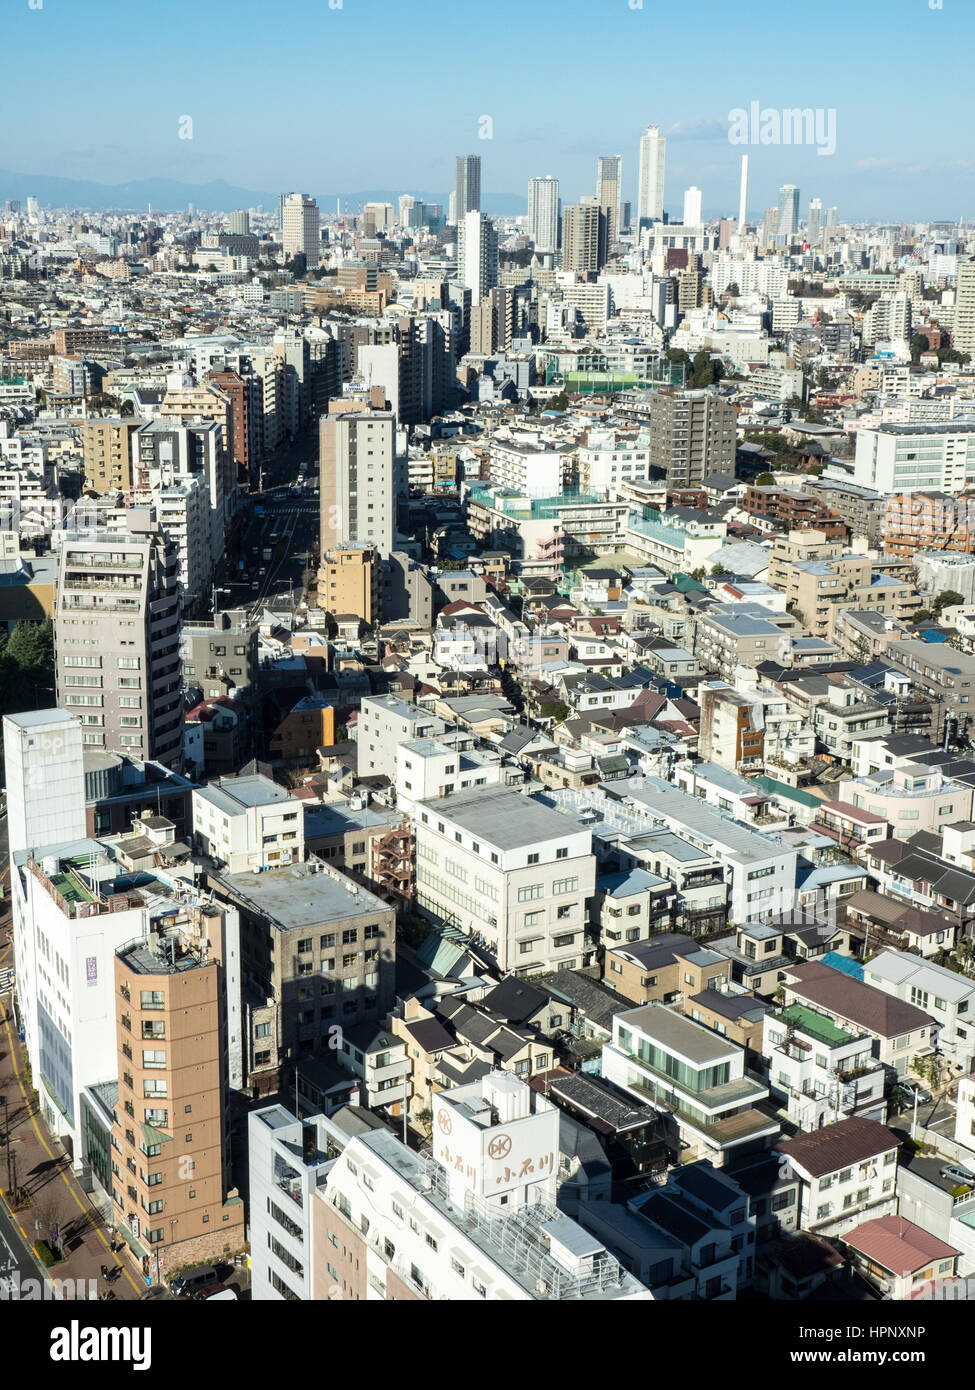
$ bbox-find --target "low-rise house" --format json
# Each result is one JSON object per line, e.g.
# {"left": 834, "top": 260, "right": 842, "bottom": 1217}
{"left": 862, "top": 949, "right": 975, "bottom": 1074}
{"left": 842, "top": 1216, "right": 960, "bottom": 1299}
{"left": 845, "top": 761, "right": 974, "bottom": 835}
{"left": 334, "top": 1022, "right": 411, "bottom": 1114}
{"left": 603, "top": 932, "right": 730, "bottom": 1005}
{"left": 595, "top": 866, "right": 677, "bottom": 950}
{"left": 781, "top": 959, "right": 935, "bottom": 1079}
{"left": 763, "top": 1001, "right": 887, "bottom": 1130}
{"left": 844, "top": 888, "right": 957, "bottom": 959}
{"left": 711, "top": 916, "right": 855, "bottom": 998}
{"left": 776, "top": 1116, "right": 899, "bottom": 1237}
{"left": 864, "top": 832, "right": 975, "bottom": 938}
{"left": 602, "top": 1003, "right": 778, "bottom": 1167}
{"left": 685, "top": 988, "right": 768, "bottom": 1058}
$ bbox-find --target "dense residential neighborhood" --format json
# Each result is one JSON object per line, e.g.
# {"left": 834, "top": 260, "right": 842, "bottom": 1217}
{"left": 0, "top": 7, "right": 974, "bottom": 1353}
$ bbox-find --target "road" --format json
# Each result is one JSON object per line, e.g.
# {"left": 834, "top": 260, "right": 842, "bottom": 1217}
{"left": 214, "top": 423, "right": 320, "bottom": 621}
{"left": 0, "top": 1195, "right": 42, "bottom": 1299}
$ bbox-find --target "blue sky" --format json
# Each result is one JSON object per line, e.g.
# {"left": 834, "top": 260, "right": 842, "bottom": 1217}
{"left": 1, "top": 0, "right": 972, "bottom": 218}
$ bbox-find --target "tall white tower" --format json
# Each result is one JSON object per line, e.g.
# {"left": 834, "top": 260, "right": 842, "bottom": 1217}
{"left": 527, "top": 176, "right": 560, "bottom": 254}
{"left": 281, "top": 193, "right": 320, "bottom": 263}
{"left": 2, "top": 710, "right": 87, "bottom": 858}
{"left": 682, "top": 186, "right": 702, "bottom": 226}
{"left": 637, "top": 125, "right": 666, "bottom": 228}
{"left": 738, "top": 155, "right": 749, "bottom": 229}
{"left": 457, "top": 210, "right": 499, "bottom": 306}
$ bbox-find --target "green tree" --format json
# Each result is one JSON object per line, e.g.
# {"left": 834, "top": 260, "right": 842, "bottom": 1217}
{"left": 538, "top": 700, "right": 569, "bottom": 724}
{"left": 910, "top": 609, "right": 933, "bottom": 625}
{"left": 909, "top": 332, "right": 929, "bottom": 364}
{"left": 755, "top": 472, "right": 775, "bottom": 486}
{"left": 816, "top": 368, "right": 830, "bottom": 389}
{"left": 692, "top": 350, "right": 714, "bottom": 387}
{"left": 725, "top": 282, "right": 740, "bottom": 297}
{"left": 931, "top": 589, "right": 965, "bottom": 615}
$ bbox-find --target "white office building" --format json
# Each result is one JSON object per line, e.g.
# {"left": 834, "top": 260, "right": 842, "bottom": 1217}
{"left": 192, "top": 773, "right": 306, "bottom": 873}
{"left": 456, "top": 211, "right": 499, "bottom": 307}
{"left": 281, "top": 193, "right": 320, "bottom": 265}
{"left": 528, "top": 176, "right": 560, "bottom": 255}
{"left": 851, "top": 423, "right": 975, "bottom": 494}
{"left": 637, "top": 126, "right": 666, "bottom": 228}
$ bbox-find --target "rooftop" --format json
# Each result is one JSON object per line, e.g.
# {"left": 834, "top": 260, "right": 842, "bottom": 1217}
{"left": 220, "top": 861, "right": 390, "bottom": 930}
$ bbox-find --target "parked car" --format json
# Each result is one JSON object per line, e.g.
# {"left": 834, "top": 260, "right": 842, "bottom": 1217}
{"left": 940, "top": 1164, "right": 975, "bottom": 1187}
{"left": 170, "top": 1264, "right": 220, "bottom": 1298}
{"left": 194, "top": 1283, "right": 237, "bottom": 1301}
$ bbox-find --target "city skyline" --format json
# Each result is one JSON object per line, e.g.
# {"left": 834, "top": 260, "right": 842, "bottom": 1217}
{"left": 2, "top": 0, "right": 973, "bottom": 220}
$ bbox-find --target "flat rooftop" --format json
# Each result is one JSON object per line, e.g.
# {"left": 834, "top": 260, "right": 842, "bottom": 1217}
{"left": 220, "top": 862, "right": 389, "bottom": 930}
{"left": 422, "top": 786, "right": 587, "bottom": 852}
{"left": 616, "top": 1002, "right": 738, "bottom": 1065}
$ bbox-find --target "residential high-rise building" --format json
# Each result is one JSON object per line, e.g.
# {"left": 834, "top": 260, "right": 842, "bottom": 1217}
{"left": 456, "top": 209, "right": 499, "bottom": 306}
{"left": 455, "top": 154, "right": 481, "bottom": 218}
{"left": 762, "top": 207, "right": 780, "bottom": 246}
{"left": 281, "top": 193, "right": 320, "bottom": 265}
{"left": 637, "top": 125, "right": 666, "bottom": 228}
{"left": 111, "top": 913, "right": 245, "bottom": 1270}
{"left": 955, "top": 258, "right": 975, "bottom": 358}
{"left": 682, "top": 186, "right": 703, "bottom": 226}
{"left": 229, "top": 209, "right": 250, "bottom": 236}
{"left": 648, "top": 388, "right": 737, "bottom": 489}
{"left": 596, "top": 155, "right": 622, "bottom": 247}
{"left": 527, "top": 175, "right": 560, "bottom": 254}
{"left": 469, "top": 285, "right": 514, "bottom": 355}
{"left": 81, "top": 417, "right": 140, "bottom": 493}
{"left": 319, "top": 408, "right": 398, "bottom": 555}
{"left": 776, "top": 184, "right": 800, "bottom": 243}
{"left": 561, "top": 199, "right": 606, "bottom": 274}
{"left": 807, "top": 197, "right": 823, "bottom": 248}
{"left": 55, "top": 511, "right": 183, "bottom": 768}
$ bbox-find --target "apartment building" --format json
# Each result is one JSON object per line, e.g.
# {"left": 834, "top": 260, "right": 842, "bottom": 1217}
{"left": 316, "top": 544, "right": 381, "bottom": 624}
{"left": 213, "top": 862, "right": 396, "bottom": 1098}
{"left": 81, "top": 417, "right": 140, "bottom": 493}
{"left": 413, "top": 785, "right": 595, "bottom": 974}
{"left": 55, "top": 511, "right": 183, "bottom": 770}
{"left": 192, "top": 773, "right": 305, "bottom": 872}
{"left": 851, "top": 423, "right": 975, "bottom": 495}
{"left": 781, "top": 960, "right": 934, "bottom": 1078}
{"left": 694, "top": 610, "right": 793, "bottom": 680}
{"left": 763, "top": 1003, "right": 887, "bottom": 1130}
{"left": 882, "top": 638, "right": 975, "bottom": 740}
{"left": 319, "top": 410, "right": 399, "bottom": 557}
{"left": 594, "top": 866, "right": 678, "bottom": 950}
{"left": 111, "top": 918, "right": 245, "bottom": 1272}
{"left": 603, "top": 932, "right": 730, "bottom": 1005}
{"left": 648, "top": 390, "right": 736, "bottom": 489}
{"left": 356, "top": 694, "right": 451, "bottom": 780}
{"left": 743, "top": 487, "right": 845, "bottom": 537}
{"left": 863, "top": 950, "right": 975, "bottom": 1074}
{"left": 181, "top": 607, "right": 259, "bottom": 701}
{"left": 765, "top": 530, "right": 843, "bottom": 590}
{"left": 602, "top": 1003, "right": 777, "bottom": 1166}
{"left": 844, "top": 761, "right": 973, "bottom": 834}
{"left": 606, "top": 776, "right": 798, "bottom": 925}
{"left": 776, "top": 553, "right": 919, "bottom": 639}
{"left": 776, "top": 1117, "right": 899, "bottom": 1238}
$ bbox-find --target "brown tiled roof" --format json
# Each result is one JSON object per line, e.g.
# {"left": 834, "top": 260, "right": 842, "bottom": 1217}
{"left": 783, "top": 960, "right": 932, "bottom": 1038}
{"left": 778, "top": 1116, "right": 896, "bottom": 1179}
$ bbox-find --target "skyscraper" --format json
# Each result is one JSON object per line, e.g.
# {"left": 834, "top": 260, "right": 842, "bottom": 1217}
{"left": 738, "top": 155, "right": 749, "bottom": 229}
{"left": 762, "top": 208, "right": 779, "bottom": 246}
{"left": 807, "top": 198, "right": 823, "bottom": 248}
{"left": 229, "top": 209, "right": 250, "bottom": 236}
{"left": 527, "top": 176, "right": 560, "bottom": 254}
{"left": 455, "top": 154, "right": 481, "bottom": 218}
{"left": 682, "top": 186, "right": 702, "bottom": 227}
{"left": 561, "top": 200, "right": 606, "bottom": 274}
{"left": 596, "top": 155, "right": 622, "bottom": 247}
{"left": 776, "top": 184, "right": 800, "bottom": 243}
{"left": 281, "top": 193, "right": 320, "bottom": 264}
{"left": 955, "top": 259, "right": 975, "bottom": 358}
{"left": 456, "top": 209, "right": 499, "bottom": 306}
{"left": 637, "top": 125, "right": 666, "bottom": 228}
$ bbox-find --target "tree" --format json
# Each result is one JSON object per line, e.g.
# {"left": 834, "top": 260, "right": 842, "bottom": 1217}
{"left": 931, "top": 589, "right": 965, "bottom": 615}
{"left": 755, "top": 472, "right": 775, "bottom": 486}
{"left": 538, "top": 700, "right": 569, "bottom": 724}
{"left": 910, "top": 332, "right": 929, "bottom": 365}
{"left": 692, "top": 350, "right": 714, "bottom": 387}
{"left": 816, "top": 368, "right": 830, "bottom": 390}
{"left": 910, "top": 609, "right": 933, "bottom": 625}
{"left": 725, "top": 282, "right": 740, "bottom": 297}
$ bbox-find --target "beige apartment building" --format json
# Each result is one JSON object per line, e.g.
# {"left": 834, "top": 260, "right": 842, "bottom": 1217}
{"left": 158, "top": 378, "right": 233, "bottom": 453}
{"left": 765, "top": 530, "right": 843, "bottom": 591}
{"left": 317, "top": 544, "right": 380, "bottom": 623}
{"left": 111, "top": 917, "right": 245, "bottom": 1273}
{"left": 82, "top": 418, "right": 140, "bottom": 493}
{"left": 776, "top": 553, "right": 919, "bottom": 638}
{"left": 603, "top": 932, "right": 731, "bottom": 1005}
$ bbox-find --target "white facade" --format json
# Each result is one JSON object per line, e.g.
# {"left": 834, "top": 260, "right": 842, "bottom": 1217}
{"left": 281, "top": 193, "right": 320, "bottom": 264}
{"left": 637, "top": 125, "right": 666, "bottom": 227}
{"left": 487, "top": 439, "right": 564, "bottom": 496}
{"left": 853, "top": 423, "right": 975, "bottom": 495}
{"left": 192, "top": 773, "right": 306, "bottom": 873}
{"left": 2, "top": 709, "right": 87, "bottom": 859}
{"left": 457, "top": 211, "right": 499, "bottom": 307}
{"left": 528, "top": 176, "right": 560, "bottom": 255}
{"left": 763, "top": 1006, "right": 887, "bottom": 1130}
{"left": 413, "top": 786, "right": 595, "bottom": 974}
{"left": 682, "top": 186, "right": 702, "bottom": 227}
{"left": 356, "top": 694, "right": 450, "bottom": 780}
{"left": 863, "top": 950, "right": 975, "bottom": 1073}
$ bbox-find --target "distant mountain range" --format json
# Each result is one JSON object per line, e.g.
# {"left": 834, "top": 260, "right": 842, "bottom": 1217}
{"left": 0, "top": 169, "right": 527, "bottom": 217}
